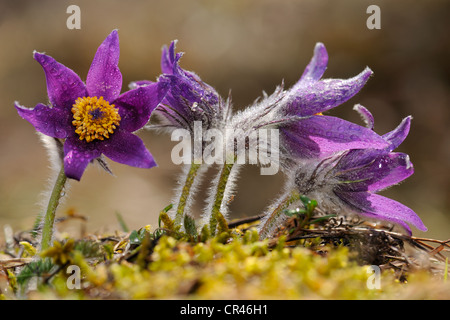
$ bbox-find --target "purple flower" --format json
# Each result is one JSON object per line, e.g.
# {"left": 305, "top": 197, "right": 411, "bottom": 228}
{"left": 131, "top": 40, "right": 233, "bottom": 225}
{"left": 15, "top": 30, "right": 168, "bottom": 180}
{"left": 134, "top": 40, "right": 231, "bottom": 135}
{"left": 293, "top": 110, "right": 426, "bottom": 234}
{"left": 283, "top": 43, "right": 395, "bottom": 158}
{"left": 231, "top": 42, "right": 389, "bottom": 164}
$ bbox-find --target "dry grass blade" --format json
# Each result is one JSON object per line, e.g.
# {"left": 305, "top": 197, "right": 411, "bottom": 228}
{"left": 0, "top": 258, "right": 32, "bottom": 269}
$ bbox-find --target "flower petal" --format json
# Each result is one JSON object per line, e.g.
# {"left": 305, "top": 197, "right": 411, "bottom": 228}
{"left": 286, "top": 67, "right": 373, "bottom": 116}
{"left": 63, "top": 137, "right": 101, "bottom": 181}
{"left": 280, "top": 126, "right": 321, "bottom": 158}
{"left": 161, "top": 40, "right": 183, "bottom": 75}
{"left": 281, "top": 115, "right": 389, "bottom": 158}
{"left": 159, "top": 74, "right": 221, "bottom": 127}
{"left": 114, "top": 80, "right": 169, "bottom": 132}
{"left": 128, "top": 80, "right": 154, "bottom": 89}
{"left": 156, "top": 41, "right": 225, "bottom": 133}
{"left": 160, "top": 41, "right": 220, "bottom": 108}
{"left": 367, "top": 153, "right": 413, "bottom": 192}
{"left": 100, "top": 131, "right": 156, "bottom": 169}
{"left": 335, "top": 191, "right": 427, "bottom": 234}
{"left": 382, "top": 116, "right": 411, "bottom": 151}
{"left": 33, "top": 52, "right": 87, "bottom": 109}
{"left": 298, "top": 42, "right": 328, "bottom": 83}
{"left": 353, "top": 104, "right": 374, "bottom": 130}
{"left": 86, "top": 30, "right": 122, "bottom": 101}
{"left": 336, "top": 151, "right": 414, "bottom": 192}
{"left": 15, "top": 102, "right": 71, "bottom": 138}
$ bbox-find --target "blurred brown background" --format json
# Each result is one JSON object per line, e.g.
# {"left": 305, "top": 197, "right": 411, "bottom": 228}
{"left": 0, "top": 0, "right": 449, "bottom": 240}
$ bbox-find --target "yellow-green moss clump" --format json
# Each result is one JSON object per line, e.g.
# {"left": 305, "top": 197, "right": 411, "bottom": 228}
{"left": 109, "top": 234, "right": 382, "bottom": 300}
{"left": 1, "top": 227, "right": 448, "bottom": 300}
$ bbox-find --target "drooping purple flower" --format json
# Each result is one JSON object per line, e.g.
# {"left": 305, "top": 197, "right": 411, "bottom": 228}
{"left": 131, "top": 41, "right": 234, "bottom": 227}
{"left": 292, "top": 110, "right": 426, "bottom": 234}
{"left": 230, "top": 42, "right": 390, "bottom": 166}
{"left": 15, "top": 30, "right": 169, "bottom": 181}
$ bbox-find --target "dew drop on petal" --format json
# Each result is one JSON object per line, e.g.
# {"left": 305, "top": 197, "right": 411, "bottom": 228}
{"left": 65, "top": 150, "right": 74, "bottom": 164}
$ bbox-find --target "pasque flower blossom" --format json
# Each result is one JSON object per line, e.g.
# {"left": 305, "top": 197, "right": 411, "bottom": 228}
{"left": 132, "top": 40, "right": 233, "bottom": 229}
{"left": 134, "top": 40, "right": 231, "bottom": 139}
{"left": 259, "top": 107, "right": 426, "bottom": 238}
{"left": 15, "top": 30, "right": 168, "bottom": 180}
{"left": 230, "top": 42, "right": 390, "bottom": 165}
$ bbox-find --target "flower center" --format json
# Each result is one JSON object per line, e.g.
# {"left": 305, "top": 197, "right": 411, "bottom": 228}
{"left": 72, "top": 96, "right": 121, "bottom": 143}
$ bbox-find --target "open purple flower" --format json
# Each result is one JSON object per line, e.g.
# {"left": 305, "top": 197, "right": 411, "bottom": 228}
{"left": 292, "top": 110, "right": 426, "bottom": 234}
{"left": 15, "top": 30, "right": 168, "bottom": 180}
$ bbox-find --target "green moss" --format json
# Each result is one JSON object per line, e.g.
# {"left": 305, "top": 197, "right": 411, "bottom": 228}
{"left": 85, "top": 234, "right": 384, "bottom": 299}
{"left": 1, "top": 225, "right": 448, "bottom": 300}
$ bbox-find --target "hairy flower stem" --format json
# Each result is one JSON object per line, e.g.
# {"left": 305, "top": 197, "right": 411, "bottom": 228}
{"left": 209, "top": 162, "right": 235, "bottom": 236}
{"left": 40, "top": 164, "right": 67, "bottom": 251}
{"left": 258, "top": 190, "right": 301, "bottom": 239}
{"left": 174, "top": 163, "right": 201, "bottom": 227}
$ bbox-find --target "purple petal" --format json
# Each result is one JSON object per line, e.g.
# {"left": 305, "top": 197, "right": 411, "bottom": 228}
{"left": 287, "top": 67, "right": 373, "bottom": 116}
{"left": 161, "top": 74, "right": 220, "bottom": 125}
{"left": 63, "top": 137, "right": 101, "bottom": 180}
{"left": 168, "top": 74, "right": 217, "bottom": 105}
{"left": 353, "top": 104, "right": 374, "bottom": 130}
{"left": 367, "top": 153, "right": 413, "bottom": 192}
{"left": 161, "top": 41, "right": 216, "bottom": 98}
{"left": 128, "top": 80, "right": 154, "bottom": 90}
{"left": 114, "top": 80, "right": 169, "bottom": 132}
{"left": 337, "top": 152, "right": 414, "bottom": 192}
{"left": 280, "top": 126, "right": 321, "bottom": 158}
{"left": 335, "top": 149, "right": 381, "bottom": 172}
{"left": 335, "top": 191, "right": 427, "bottom": 234}
{"left": 282, "top": 115, "right": 389, "bottom": 158}
{"left": 159, "top": 41, "right": 221, "bottom": 124}
{"left": 100, "top": 131, "right": 156, "bottom": 169}
{"left": 161, "top": 40, "right": 182, "bottom": 75}
{"left": 382, "top": 116, "right": 411, "bottom": 151}
{"left": 15, "top": 102, "right": 71, "bottom": 138}
{"left": 298, "top": 42, "right": 328, "bottom": 83}
{"left": 33, "top": 52, "right": 87, "bottom": 109}
{"left": 86, "top": 30, "right": 122, "bottom": 101}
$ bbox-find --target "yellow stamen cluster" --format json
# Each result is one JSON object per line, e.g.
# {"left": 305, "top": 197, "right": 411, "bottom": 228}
{"left": 72, "top": 96, "right": 121, "bottom": 143}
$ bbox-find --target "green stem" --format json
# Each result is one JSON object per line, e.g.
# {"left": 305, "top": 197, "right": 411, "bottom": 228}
{"left": 40, "top": 165, "right": 67, "bottom": 251}
{"left": 174, "top": 163, "right": 201, "bottom": 227}
{"left": 209, "top": 162, "right": 235, "bottom": 236}
{"left": 258, "top": 190, "right": 301, "bottom": 239}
